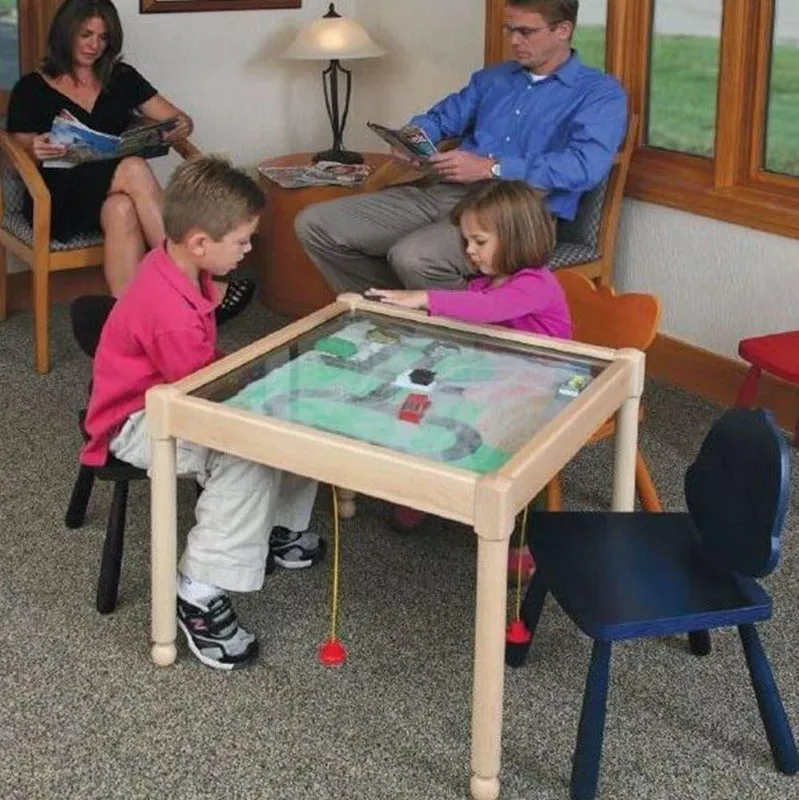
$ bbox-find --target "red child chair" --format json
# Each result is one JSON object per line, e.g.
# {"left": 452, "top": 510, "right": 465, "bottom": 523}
{"left": 736, "top": 331, "right": 799, "bottom": 446}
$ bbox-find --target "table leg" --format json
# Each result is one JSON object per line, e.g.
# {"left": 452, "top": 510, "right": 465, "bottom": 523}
{"left": 335, "top": 487, "right": 357, "bottom": 519}
{"left": 469, "top": 531, "right": 510, "bottom": 800}
{"left": 612, "top": 395, "right": 640, "bottom": 512}
{"left": 151, "top": 435, "right": 178, "bottom": 667}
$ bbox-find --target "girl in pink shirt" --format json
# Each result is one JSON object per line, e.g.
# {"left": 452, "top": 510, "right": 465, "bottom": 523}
{"left": 365, "top": 179, "right": 572, "bottom": 338}
{"left": 366, "top": 179, "right": 573, "bottom": 580}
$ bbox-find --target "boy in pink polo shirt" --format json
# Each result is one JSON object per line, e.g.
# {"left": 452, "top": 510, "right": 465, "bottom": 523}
{"left": 82, "top": 156, "right": 323, "bottom": 670}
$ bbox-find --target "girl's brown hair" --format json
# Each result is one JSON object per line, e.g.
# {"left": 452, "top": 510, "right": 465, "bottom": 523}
{"left": 42, "top": 0, "right": 123, "bottom": 85}
{"left": 451, "top": 180, "right": 556, "bottom": 276}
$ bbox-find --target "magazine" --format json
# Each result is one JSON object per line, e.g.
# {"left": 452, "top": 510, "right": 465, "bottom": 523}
{"left": 43, "top": 110, "right": 180, "bottom": 169}
{"left": 366, "top": 121, "right": 438, "bottom": 161}
{"left": 258, "top": 160, "right": 373, "bottom": 189}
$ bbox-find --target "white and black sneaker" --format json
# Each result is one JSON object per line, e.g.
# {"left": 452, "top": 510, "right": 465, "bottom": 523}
{"left": 177, "top": 593, "right": 258, "bottom": 670}
{"left": 269, "top": 527, "right": 326, "bottom": 570}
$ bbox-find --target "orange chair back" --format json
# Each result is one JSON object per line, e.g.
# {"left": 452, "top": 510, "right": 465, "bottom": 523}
{"left": 556, "top": 271, "right": 661, "bottom": 352}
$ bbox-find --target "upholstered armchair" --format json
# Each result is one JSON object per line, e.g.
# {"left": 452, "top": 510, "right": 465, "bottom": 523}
{"left": 0, "top": 131, "right": 200, "bottom": 374}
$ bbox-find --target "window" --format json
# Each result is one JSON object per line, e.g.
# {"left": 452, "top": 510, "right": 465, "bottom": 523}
{"left": 0, "top": 0, "right": 20, "bottom": 91}
{"left": 764, "top": 2, "right": 799, "bottom": 177}
{"left": 484, "top": 0, "right": 799, "bottom": 240}
{"left": 647, "top": 1, "right": 721, "bottom": 157}
{"left": 572, "top": 0, "right": 607, "bottom": 71}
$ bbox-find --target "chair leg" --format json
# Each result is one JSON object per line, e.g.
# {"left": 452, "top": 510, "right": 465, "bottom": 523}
{"left": 96, "top": 480, "right": 129, "bottom": 615}
{"left": 738, "top": 624, "right": 799, "bottom": 774}
{"left": 635, "top": 450, "right": 662, "bottom": 512}
{"left": 546, "top": 476, "right": 563, "bottom": 511}
{"left": 735, "top": 366, "right": 761, "bottom": 407}
{"left": 505, "top": 571, "right": 548, "bottom": 668}
{"left": 571, "top": 640, "right": 612, "bottom": 800}
{"left": 65, "top": 465, "right": 96, "bottom": 528}
{"left": 688, "top": 630, "right": 712, "bottom": 656}
{"left": 32, "top": 254, "right": 50, "bottom": 374}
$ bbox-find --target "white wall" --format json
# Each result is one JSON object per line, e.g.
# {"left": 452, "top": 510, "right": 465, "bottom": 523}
{"left": 616, "top": 202, "right": 799, "bottom": 359}
{"left": 116, "top": 0, "right": 357, "bottom": 178}
{"left": 345, "top": 0, "right": 485, "bottom": 153}
{"left": 116, "top": 0, "right": 484, "bottom": 170}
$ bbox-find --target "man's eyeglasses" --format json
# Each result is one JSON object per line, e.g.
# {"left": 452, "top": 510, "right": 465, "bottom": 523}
{"left": 502, "top": 22, "right": 559, "bottom": 38}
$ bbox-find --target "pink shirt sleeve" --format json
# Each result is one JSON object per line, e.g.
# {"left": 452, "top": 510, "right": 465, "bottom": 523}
{"left": 427, "top": 271, "right": 556, "bottom": 325}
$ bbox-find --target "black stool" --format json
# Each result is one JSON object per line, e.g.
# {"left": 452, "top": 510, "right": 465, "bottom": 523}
{"left": 66, "top": 295, "right": 144, "bottom": 614}
{"left": 65, "top": 450, "right": 147, "bottom": 614}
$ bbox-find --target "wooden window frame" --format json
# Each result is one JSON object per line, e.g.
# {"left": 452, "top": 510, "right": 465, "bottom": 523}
{"left": 1, "top": 0, "right": 61, "bottom": 113}
{"left": 484, "top": 0, "right": 799, "bottom": 240}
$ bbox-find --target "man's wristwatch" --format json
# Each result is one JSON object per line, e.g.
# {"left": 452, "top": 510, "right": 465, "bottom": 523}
{"left": 489, "top": 158, "right": 502, "bottom": 178}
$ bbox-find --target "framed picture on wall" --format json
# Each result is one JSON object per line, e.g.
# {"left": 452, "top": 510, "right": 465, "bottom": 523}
{"left": 140, "top": 0, "right": 301, "bottom": 12}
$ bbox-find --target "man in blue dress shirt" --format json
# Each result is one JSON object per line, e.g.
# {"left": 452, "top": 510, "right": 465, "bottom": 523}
{"left": 296, "top": 0, "right": 627, "bottom": 295}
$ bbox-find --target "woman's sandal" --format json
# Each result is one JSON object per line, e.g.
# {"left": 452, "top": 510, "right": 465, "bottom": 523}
{"left": 215, "top": 278, "right": 255, "bottom": 326}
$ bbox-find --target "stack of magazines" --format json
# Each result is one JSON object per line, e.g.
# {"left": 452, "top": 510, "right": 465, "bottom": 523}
{"left": 258, "top": 160, "right": 373, "bottom": 189}
{"left": 44, "top": 110, "right": 180, "bottom": 169}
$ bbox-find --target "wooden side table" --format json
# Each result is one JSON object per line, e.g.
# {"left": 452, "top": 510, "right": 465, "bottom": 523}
{"left": 255, "top": 152, "right": 394, "bottom": 318}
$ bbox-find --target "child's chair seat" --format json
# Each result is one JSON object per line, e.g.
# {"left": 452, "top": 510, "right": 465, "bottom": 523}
{"left": 736, "top": 330, "right": 799, "bottom": 446}
{"left": 739, "top": 331, "right": 799, "bottom": 384}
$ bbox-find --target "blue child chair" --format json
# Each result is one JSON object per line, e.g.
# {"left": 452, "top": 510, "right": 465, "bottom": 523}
{"left": 506, "top": 407, "right": 798, "bottom": 800}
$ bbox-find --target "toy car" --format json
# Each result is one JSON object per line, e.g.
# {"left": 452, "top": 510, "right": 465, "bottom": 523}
{"left": 399, "top": 393, "right": 431, "bottom": 424}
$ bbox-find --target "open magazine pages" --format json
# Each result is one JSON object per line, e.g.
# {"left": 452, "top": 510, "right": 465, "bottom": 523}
{"left": 366, "top": 122, "right": 438, "bottom": 161}
{"left": 44, "top": 110, "right": 180, "bottom": 169}
{"left": 258, "top": 160, "right": 373, "bottom": 189}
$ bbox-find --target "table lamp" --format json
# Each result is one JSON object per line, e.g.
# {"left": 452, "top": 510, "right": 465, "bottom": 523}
{"left": 283, "top": 2, "right": 385, "bottom": 164}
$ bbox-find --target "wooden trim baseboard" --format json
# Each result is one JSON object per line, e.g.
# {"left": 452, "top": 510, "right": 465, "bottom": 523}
{"left": 648, "top": 332, "right": 799, "bottom": 432}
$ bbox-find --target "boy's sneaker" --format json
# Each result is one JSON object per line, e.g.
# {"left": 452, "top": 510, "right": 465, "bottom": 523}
{"left": 177, "top": 593, "right": 258, "bottom": 670}
{"left": 269, "top": 527, "right": 326, "bottom": 570}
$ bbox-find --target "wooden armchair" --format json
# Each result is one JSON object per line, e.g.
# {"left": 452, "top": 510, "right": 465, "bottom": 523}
{"left": 546, "top": 270, "right": 663, "bottom": 512}
{"left": 550, "top": 114, "right": 639, "bottom": 287}
{"left": 0, "top": 132, "right": 200, "bottom": 374}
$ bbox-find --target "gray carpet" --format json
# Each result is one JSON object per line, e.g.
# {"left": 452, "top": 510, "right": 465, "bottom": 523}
{"left": 1, "top": 289, "right": 797, "bottom": 800}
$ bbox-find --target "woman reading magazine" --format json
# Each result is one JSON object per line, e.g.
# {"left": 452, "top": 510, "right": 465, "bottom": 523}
{"left": 6, "top": 0, "right": 252, "bottom": 322}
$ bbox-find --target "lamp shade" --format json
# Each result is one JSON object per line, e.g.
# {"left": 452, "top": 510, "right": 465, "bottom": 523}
{"left": 283, "top": 16, "right": 386, "bottom": 61}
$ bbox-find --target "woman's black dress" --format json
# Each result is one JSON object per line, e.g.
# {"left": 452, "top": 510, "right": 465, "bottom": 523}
{"left": 6, "top": 63, "right": 158, "bottom": 241}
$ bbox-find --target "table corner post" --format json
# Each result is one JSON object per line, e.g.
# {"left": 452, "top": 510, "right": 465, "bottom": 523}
{"left": 469, "top": 476, "right": 515, "bottom": 800}
{"left": 146, "top": 384, "right": 179, "bottom": 667}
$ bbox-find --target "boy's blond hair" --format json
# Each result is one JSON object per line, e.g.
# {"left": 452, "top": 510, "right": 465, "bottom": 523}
{"left": 163, "top": 156, "right": 265, "bottom": 243}
{"left": 451, "top": 180, "right": 556, "bottom": 276}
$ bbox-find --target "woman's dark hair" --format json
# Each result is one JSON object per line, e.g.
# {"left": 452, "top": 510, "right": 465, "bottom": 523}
{"left": 41, "top": 0, "right": 123, "bottom": 85}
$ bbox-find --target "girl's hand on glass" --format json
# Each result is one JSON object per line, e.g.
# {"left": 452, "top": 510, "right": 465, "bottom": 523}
{"left": 31, "top": 133, "right": 67, "bottom": 161}
{"left": 364, "top": 288, "right": 430, "bottom": 310}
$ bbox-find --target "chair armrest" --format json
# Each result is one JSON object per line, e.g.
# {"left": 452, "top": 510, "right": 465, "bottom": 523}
{"left": 360, "top": 138, "right": 461, "bottom": 193}
{"left": 0, "top": 130, "right": 52, "bottom": 241}
{"left": 172, "top": 138, "right": 201, "bottom": 160}
{"left": 0, "top": 130, "right": 50, "bottom": 206}
{"left": 438, "top": 137, "right": 462, "bottom": 153}
{"left": 361, "top": 159, "right": 424, "bottom": 193}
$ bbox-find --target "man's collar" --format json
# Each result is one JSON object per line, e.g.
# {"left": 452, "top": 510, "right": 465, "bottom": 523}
{"left": 512, "top": 49, "right": 582, "bottom": 86}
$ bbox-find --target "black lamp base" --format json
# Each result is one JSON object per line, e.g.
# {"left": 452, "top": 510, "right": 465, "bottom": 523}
{"left": 312, "top": 148, "right": 364, "bottom": 165}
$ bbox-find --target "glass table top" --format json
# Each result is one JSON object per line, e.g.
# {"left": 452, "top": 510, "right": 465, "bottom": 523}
{"left": 192, "top": 310, "right": 608, "bottom": 474}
